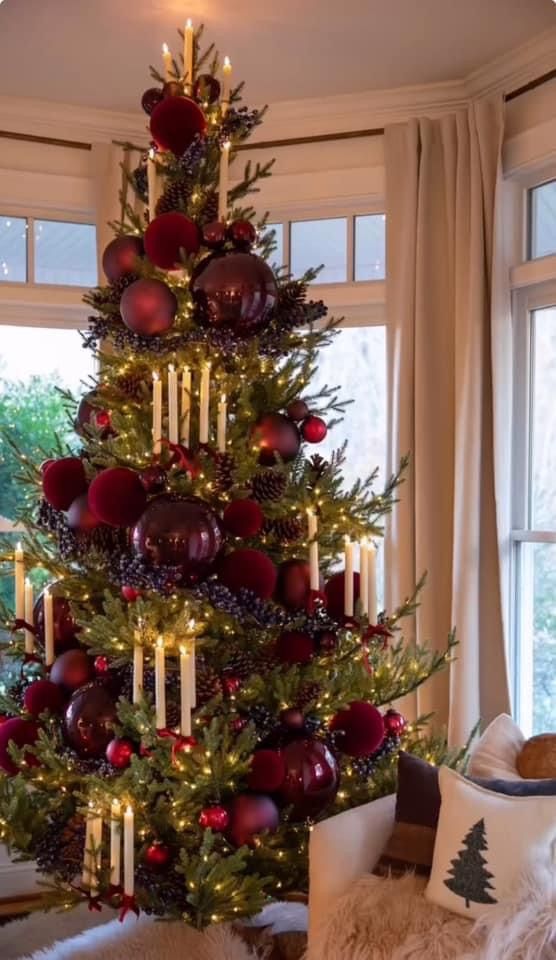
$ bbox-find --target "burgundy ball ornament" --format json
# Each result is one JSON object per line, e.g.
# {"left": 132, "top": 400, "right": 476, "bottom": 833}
{"left": 144, "top": 212, "right": 200, "bottom": 270}
{"left": 102, "top": 235, "right": 143, "bottom": 283}
{"left": 64, "top": 683, "right": 117, "bottom": 758}
{"left": 144, "top": 841, "right": 171, "bottom": 870}
{"left": 139, "top": 465, "right": 167, "bottom": 495}
{"left": 223, "top": 499, "right": 264, "bottom": 538}
{"left": 23, "top": 679, "right": 65, "bottom": 717}
{"left": 227, "top": 793, "right": 280, "bottom": 848}
{"left": 191, "top": 252, "right": 277, "bottom": 336}
{"left": 275, "top": 559, "right": 312, "bottom": 611}
{"left": 88, "top": 467, "right": 147, "bottom": 528}
{"left": 329, "top": 701, "right": 385, "bottom": 758}
{"left": 193, "top": 74, "right": 221, "bottom": 104}
{"left": 94, "top": 655, "right": 110, "bottom": 675}
{"left": 75, "top": 392, "right": 112, "bottom": 438}
{"left": 276, "top": 630, "right": 316, "bottom": 666}
{"left": 218, "top": 548, "right": 277, "bottom": 600}
{"left": 286, "top": 399, "right": 310, "bottom": 422}
{"left": 162, "top": 80, "right": 183, "bottom": 99}
{"left": 0, "top": 718, "right": 40, "bottom": 775}
{"left": 132, "top": 495, "right": 223, "bottom": 580}
{"left": 66, "top": 493, "right": 102, "bottom": 533}
{"left": 141, "top": 86, "right": 163, "bottom": 115}
{"left": 280, "top": 707, "right": 305, "bottom": 731}
{"left": 248, "top": 750, "right": 286, "bottom": 793}
{"left": 325, "top": 571, "right": 361, "bottom": 622}
{"left": 121, "top": 585, "right": 141, "bottom": 603}
{"left": 172, "top": 735, "right": 198, "bottom": 758}
{"left": 228, "top": 219, "right": 257, "bottom": 250}
{"left": 202, "top": 221, "right": 227, "bottom": 250}
{"left": 106, "top": 737, "right": 135, "bottom": 769}
{"left": 40, "top": 458, "right": 55, "bottom": 476}
{"left": 50, "top": 649, "right": 95, "bottom": 693}
{"left": 222, "top": 675, "right": 241, "bottom": 696}
{"left": 383, "top": 708, "right": 408, "bottom": 738}
{"left": 42, "top": 457, "right": 88, "bottom": 512}
{"left": 34, "top": 586, "right": 80, "bottom": 654}
{"left": 301, "top": 415, "right": 327, "bottom": 444}
{"left": 317, "top": 630, "right": 338, "bottom": 653}
{"left": 120, "top": 278, "right": 177, "bottom": 337}
{"left": 252, "top": 413, "right": 301, "bottom": 467}
{"left": 150, "top": 96, "right": 207, "bottom": 156}
{"left": 278, "top": 737, "right": 339, "bottom": 819}
{"left": 198, "top": 805, "right": 230, "bottom": 831}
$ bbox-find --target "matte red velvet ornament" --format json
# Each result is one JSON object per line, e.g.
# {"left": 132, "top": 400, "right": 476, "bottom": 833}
{"left": 132, "top": 495, "right": 223, "bottom": 580}
{"left": 317, "top": 630, "right": 338, "bottom": 653}
{"left": 106, "top": 737, "right": 135, "bottom": 769}
{"left": 228, "top": 219, "right": 257, "bottom": 249}
{"left": 144, "top": 841, "right": 171, "bottom": 869}
{"left": 227, "top": 793, "right": 280, "bottom": 848}
{"left": 50, "top": 649, "right": 95, "bottom": 693}
{"left": 191, "top": 252, "right": 277, "bottom": 336}
{"left": 144, "top": 212, "right": 200, "bottom": 270}
{"left": 325, "top": 571, "right": 361, "bottom": 622}
{"left": 223, "top": 499, "right": 264, "bottom": 538}
{"left": 202, "top": 221, "right": 227, "bottom": 249}
{"left": 34, "top": 586, "right": 80, "bottom": 654}
{"left": 88, "top": 467, "right": 147, "bottom": 528}
{"left": 120, "top": 278, "right": 177, "bottom": 337}
{"left": 198, "top": 805, "right": 230, "bottom": 831}
{"left": 141, "top": 87, "right": 163, "bottom": 114}
{"left": 40, "top": 459, "right": 55, "bottom": 475}
{"left": 102, "top": 235, "right": 143, "bottom": 283}
{"left": 193, "top": 74, "right": 221, "bottom": 104}
{"left": 275, "top": 559, "right": 312, "bottom": 610}
{"left": 23, "top": 679, "right": 65, "bottom": 717}
{"left": 286, "top": 399, "right": 309, "bottom": 422}
{"left": 301, "top": 415, "right": 327, "bottom": 444}
{"left": 75, "top": 392, "right": 112, "bottom": 438}
{"left": 383, "top": 708, "right": 407, "bottom": 738}
{"left": 279, "top": 707, "right": 305, "bottom": 731}
{"left": 66, "top": 494, "right": 102, "bottom": 533}
{"left": 0, "top": 718, "right": 40, "bottom": 775}
{"left": 329, "top": 701, "right": 385, "bottom": 758}
{"left": 94, "top": 655, "right": 110, "bottom": 675}
{"left": 150, "top": 96, "right": 207, "bottom": 156}
{"left": 276, "top": 630, "right": 316, "bottom": 666}
{"left": 121, "top": 585, "right": 141, "bottom": 603}
{"left": 42, "top": 457, "right": 88, "bottom": 511}
{"left": 252, "top": 413, "right": 301, "bottom": 466}
{"left": 278, "top": 737, "right": 339, "bottom": 819}
{"left": 139, "top": 464, "right": 167, "bottom": 495}
{"left": 64, "top": 683, "right": 117, "bottom": 758}
{"left": 218, "top": 548, "right": 277, "bottom": 600}
{"left": 248, "top": 749, "right": 286, "bottom": 792}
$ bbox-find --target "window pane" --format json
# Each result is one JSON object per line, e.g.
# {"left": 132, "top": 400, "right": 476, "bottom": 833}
{"left": 0, "top": 216, "right": 27, "bottom": 283}
{"left": 261, "top": 222, "right": 284, "bottom": 268}
{"left": 529, "top": 180, "right": 556, "bottom": 260}
{"left": 0, "top": 326, "right": 95, "bottom": 522}
{"left": 34, "top": 220, "right": 97, "bottom": 286}
{"left": 291, "top": 218, "right": 347, "bottom": 283}
{"left": 354, "top": 214, "right": 386, "bottom": 281}
{"left": 530, "top": 306, "right": 556, "bottom": 529}
{"left": 517, "top": 541, "right": 556, "bottom": 735}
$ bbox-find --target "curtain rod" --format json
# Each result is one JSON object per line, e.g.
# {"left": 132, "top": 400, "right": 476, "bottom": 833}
{"left": 0, "top": 66, "right": 554, "bottom": 155}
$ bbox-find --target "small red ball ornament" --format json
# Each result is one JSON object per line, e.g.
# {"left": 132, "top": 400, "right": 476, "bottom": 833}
{"left": 383, "top": 708, "right": 407, "bottom": 738}
{"left": 150, "top": 96, "right": 207, "bottom": 156}
{"left": 43, "top": 457, "right": 88, "bottom": 512}
{"left": 193, "top": 74, "right": 221, "bottom": 104}
{"left": 102, "top": 235, "right": 143, "bottom": 283}
{"left": 248, "top": 749, "right": 286, "bottom": 792}
{"left": 227, "top": 793, "right": 280, "bottom": 848}
{"left": 325, "top": 571, "right": 361, "bottom": 622}
{"left": 223, "top": 499, "right": 264, "bottom": 538}
{"left": 144, "top": 212, "right": 200, "bottom": 270}
{"left": 141, "top": 87, "right": 163, "bottom": 115}
{"left": 106, "top": 737, "right": 135, "bottom": 769}
{"left": 34, "top": 586, "right": 80, "bottom": 654}
{"left": 330, "top": 701, "right": 385, "bottom": 758}
{"left": 278, "top": 737, "right": 339, "bottom": 819}
{"left": 172, "top": 735, "right": 198, "bottom": 757}
{"left": 228, "top": 219, "right": 257, "bottom": 249}
{"left": 120, "top": 278, "right": 177, "bottom": 337}
{"left": 286, "top": 399, "right": 310, "bottom": 422}
{"left": 121, "top": 585, "right": 141, "bottom": 603}
{"left": 280, "top": 707, "right": 305, "bottom": 731}
{"left": 252, "top": 413, "right": 301, "bottom": 466}
{"left": 276, "top": 630, "right": 316, "bottom": 665}
{"left": 144, "top": 841, "right": 171, "bottom": 870}
{"left": 50, "top": 649, "right": 95, "bottom": 693}
{"left": 191, "top": 252, "right": 277, "bottom": 336}
{"left": 222, "top": 676, "right": 241, "bottom": 696}
{"left": 202, "top": 221, "right": 227, "bottom": 249}
{"left": 88, "top": 467, "right": 147, "bottom": 528}
{"left": 275, "top": 559, "right": 313, "bottom": 611}
{"left": 218, "top": 548, "right": 277, "bottom": 599}
{"left": 301, "top": 415, "right": 327, "bottom": 444}
{"left": 75, "top": 392, "right": 113, "bottom": 438}
{"left": 94, "top": 655, "right": 110, "bottom": 675}
{"left": 198, "top": 805, "right": 230, "bottom": 831}
{"left": 23, "top": 679, "right": 65, "bottom": 717}
{"left": 0, "top": 718, "right": 40, "bottom": 775}
{"left": 66, "top": 493, "right": 102, "bottom": 533}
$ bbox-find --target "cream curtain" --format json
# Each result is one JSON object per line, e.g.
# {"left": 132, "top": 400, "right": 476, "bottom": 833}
{"left": 90, "top": 142, "right": 145, "bottom": 282}
{"left": 384, "top": 99, "right": 511, "bottom": 745}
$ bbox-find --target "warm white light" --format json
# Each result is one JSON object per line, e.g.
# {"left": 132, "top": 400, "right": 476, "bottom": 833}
{"left": 162, "top": 42, "right": 169, "bottom": 54}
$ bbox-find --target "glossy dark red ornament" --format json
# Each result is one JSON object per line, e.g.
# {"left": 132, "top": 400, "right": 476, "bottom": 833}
{"left": 286, "top": 399, "right": 310, "bottom": 422}
{"left": 120, "top": 278, "right": 177, "bottom": 337}
{"left": 202, "top": 221, "right": 227, "bottom": 249}
{"left": 223, "top": 499, "right": 264, "bottom": 538}
{"left": 150, "top": 96, "right": 207, "bottom": 156}
{"left": 198, "top": 805, "right": 229, "bottom": 831}
{"left": 102, "top": 235, "right": 143, "bottom": 283}
{"left": 50, "top": 649, "right": 95, "bottom": 693}
{"left": 88, "top": 467, "right": 147, "bottom": 528}
{"left": 162, "top": 80, "right": 183, "bottom": 99}
{"left": 131, "top": 495, "right": 223, "bottom": 581}
{"left": 231, "top": 715, "right": 248, "bottom": 733}
{"left": 276, "top": 630, "right": 316, "bottom": 665}
{"left": 228, "top": 219, "right": 257, "bottom": 249}
{"left": 42, "top": 457, "right": 88, "bottom": 511}
{"left": 66, "top": 493, "right": 102, "bottom": 533}
{"left": 141, "top": 87, "right": 163, "bottom": 115}
{"left": 139, "top": 465, "right": 167, "bottom": 495}
{"left": 93, "top": 656, "right": 109, "bottom": 676}
{"left": 144, "top": 841, "right": 171, "bottom": 869}
{"left": 279, "top": 707, "right": 305, "bottom": 731}
{"left": 144, "top": 212, "right": 200, "bottom": 270}
{"left": 106, "top": 737, "right": 135, "bottom": 769}
{"left": 227, "top": 793, "right": 280, "bottom": 848}
{"left": 172, "top": 734, "right": 198, "bottom": 758}
{"left": 23, "top": 679, "right": 65, "bottom": 717}
{"left": 218, "top": 548, "right": 277, "bottom": 599}
{"left": 252, "top": 413, "right": 301, "bottom": 466}
{"left": 325, "top": 571, "right": 361, "bottom": 622}
{"left": 0, "top": 718, "right": 40, "bottom": 775}
{"left": 191, "top": 252, "right": 277, "bottom": 336}
{"left": 75, "top": 392, "right": 112, "bottom": 438}
{"left": 64, "top": 683, "right": 117, "bottom": 758}
{"left": 34, "top": 586, "right": 80, "bottom": 654}
{"left": 121, "top": 585, "right": 141, "bottom": 603}
{"left": 301, "top": 415, "right": 327, "bottom": 444}
{"left": 193, "top": 74, "right": 221, "bottom": 104}
{"left": 383, "top": 708, "right": 407, "bottom": 738}
{"left": 278, "top": 737, "right": 339, "bottom": 819}
{"left": 275, "top": 559, "right": 312, "bottom": 610}
{"left": 222, "top": 675, "right": 241, "bottom": 696}
{"left": 248, "top": 749, "right": 286, "bottom": 792}
{"left": 329, "top": 701, "right": 385, "bottom": 758}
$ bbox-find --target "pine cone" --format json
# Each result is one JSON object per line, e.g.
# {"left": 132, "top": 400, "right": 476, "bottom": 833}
{"left": 200, "top": 192, "right": 219, "bottom": 225}
{"left": 251, "top": 471, "right": 287, "bottom": 502}
{"left": 155, "top": 179, "right": 192, "bottom": 215}
{"left": 131, "top": 164, "right": 148, "bottom": 203}
{"left": 271, "top": 516, "right": 304, "bottom": 542}
{"left": 36, "top": 814, "right": 85, "bottom": 881}
{"left": 307, "top": 454, "right": 328, "bottom": 487}
{"left": 196, "top": 665, "right": 223, "bottom": 705}
{"left": 114, "top": 371, "right": 147, "bottom": 399}
{"left": 224, "top": 650, "right": 256, "bottom": 681}
{"left": 214, "top": 452, "right": 235, "bottom": 491}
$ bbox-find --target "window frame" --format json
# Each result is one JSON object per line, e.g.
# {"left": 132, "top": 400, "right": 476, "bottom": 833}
{"left": 0, "top": 207, "right": 97, "bottom": 293}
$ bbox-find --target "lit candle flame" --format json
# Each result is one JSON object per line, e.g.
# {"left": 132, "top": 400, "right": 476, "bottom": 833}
{"left": 162, "top": 42, "right": 169, "bottom": 54}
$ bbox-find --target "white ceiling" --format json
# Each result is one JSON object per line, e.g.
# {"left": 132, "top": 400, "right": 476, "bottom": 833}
{"left": 0, "top": 0, "right": 554, "bottom": 112}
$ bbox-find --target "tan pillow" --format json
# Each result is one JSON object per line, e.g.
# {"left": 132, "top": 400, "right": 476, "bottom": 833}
{"left": 517, "top": 733, "right": 556, "bottom": 779}
{"left": 467, "top": 714, "right": 524, "bottom": 781}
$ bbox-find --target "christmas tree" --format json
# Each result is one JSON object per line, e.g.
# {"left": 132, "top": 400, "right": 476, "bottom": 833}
{"left": 0, "top": 24, "right": 458, "bottom": 927}
{"left": 444, "top": 818, "right": 497, "bottom": 909}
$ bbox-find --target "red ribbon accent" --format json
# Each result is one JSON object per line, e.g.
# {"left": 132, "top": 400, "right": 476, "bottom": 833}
{"left": 11, "top": 618, "right": 37, "bottom": 635}
{"left": 157, "top": 727, "right": 178, "bottom": 739}
{"left": 88, "top": 895, "right": 102, "bottom": 912}
{"left": 160, "top": 440, "right": 200, "bottom": 477}
{"left": 119, "top": 893, "right": 140, "bottom": 922}
{"left": 305, "top": 589, "right": 327, "bottom": 616}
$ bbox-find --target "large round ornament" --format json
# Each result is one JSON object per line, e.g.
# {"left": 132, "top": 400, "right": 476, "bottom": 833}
{"left": 252, "top": 413, "right": 301, "bottom": 466}
{"left": 23, "top": 679, "right": 65, "bottom": 718}
{"left": 276, "top": 630, "right": 316, "bottom": 665}
{"left": 88, "top": 467, "right": 147, "bottom": 528}
{"left": 50, "top": 649, "right": 95, "bottom": 693}
{"left": 325, "top": 571, "right": 361, "bottom": 622}
{"left": 222, "top": 499, "right": 264, "bottom": 538}
{"left": 218, "top": 548, "right": 277, "bottom": 599}
{"left": 0, "top": 718, "right": 40, "bottom": 775}
{"left": 274, "top": 559, "right": 312, "bottom": 610}
{"left": 329, "top": 701, "right": 385, "bottom": 758}
{"left": 120, "top": 278, "right": 177, "bottom": 337}
{"left": 278, "top": 737, "right": 339, "bottom": 820}
{"left": 227, "top": 793, "right": 280, "bottom": 848}
{"left": 191, "top": 252, "right": 277, "bottom": 336}
{"left": 42, "top": 457, "right": 88, "bottom": 511}
{"left": 64, "top": 683, "right": 117, "bottom": 758}
{"left": 150, "top": 96, "right": 207, "bottom": 156}
{"left": 248, "top": 749, "right": 286, "bottom": 793}
{"left": 66, "top": 493, "right": 102, "bottom": 533}
{"left": 34, "top": 586, "right": 80, "bottom": 654}
{"left": 102, "top": 235, "right": 143, "bottom": 283}
{"left": 131, "top": 495, "right": 223, "bottom": 581}
{"left": 144, "top": 212, "right": 200, "bottom": 270}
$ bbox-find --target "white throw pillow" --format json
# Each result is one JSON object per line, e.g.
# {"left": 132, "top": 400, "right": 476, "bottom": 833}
{"left": 467, "top": 713, "right": 524, "bottom": 781}
{"left": 425, "top": 766, "right": 556, "bottom": 920}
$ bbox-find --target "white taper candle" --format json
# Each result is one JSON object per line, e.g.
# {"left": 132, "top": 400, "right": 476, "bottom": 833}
{"left": 367, "top": 542, "right": 377, "bottom": 624}
{"left": 216, "top": 393, "right": 227, "bottom": 453}
{"left": 183, "top": 19, "right": 194, "bottom": 95}
{"left": 110, "top": 799, "right": 121, "bottom": 888}
{"left": 154, "top": 636, "right": 166, "bottom": 729}
{"left": 132, "top": 638, "right": 144, "bottom": 704}
{"left": 307, "top": 509, "right": 319, "bottom": 590}
{"left": 168, "top": 364, "right": 179, "bottom": 445}
{"left": 359, "top": 539, "right": 369, "bottom": 616}
{"left": 152, "top": 371, "right": 162, "bottom": 455}
{"left": 123, "top": 804, "right": 134, "bottom": 897}
{"left": 162, "top": 42, "right": 173, "bottom": 82}
{"left": 180, "top": 366, "right": 191, "bottom": 446}
{"left": 14, "top": 542, "right": 24, "bottom": 625}
{"left": 24, "top": 578, "right": 34, "bottom": 654}
{"left": 189, "top": 625, "right": 196, "bottom": 709}
{"left": 180, "top": 646, "right": 192, "bottom": 737}
{"left": 217, "top": 141, "right": 231, "bottom": 221}
{"left": 344, "top": 537, "right": 354, "bottom": 617}
{"left": 90, "top": 813, "right": 102, "bottom": 896}
{"left": 199, "top": 363, "right": 211, "bottom": 444}
{"left": 82, "top": 805, "right": 94, "bottom": 888}
{"left": 221, "top": 56, "right": 232, "bottom": 115}
{"left": 43, "top": 587, "right": 54, "bottom": 667}
{"left": 147, "top": 149, "right": 159, "bottom": 222}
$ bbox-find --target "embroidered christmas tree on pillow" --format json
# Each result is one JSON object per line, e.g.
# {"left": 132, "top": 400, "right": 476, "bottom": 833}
{"left": 444, "top": 818, "right": 497, "bottom": 909}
